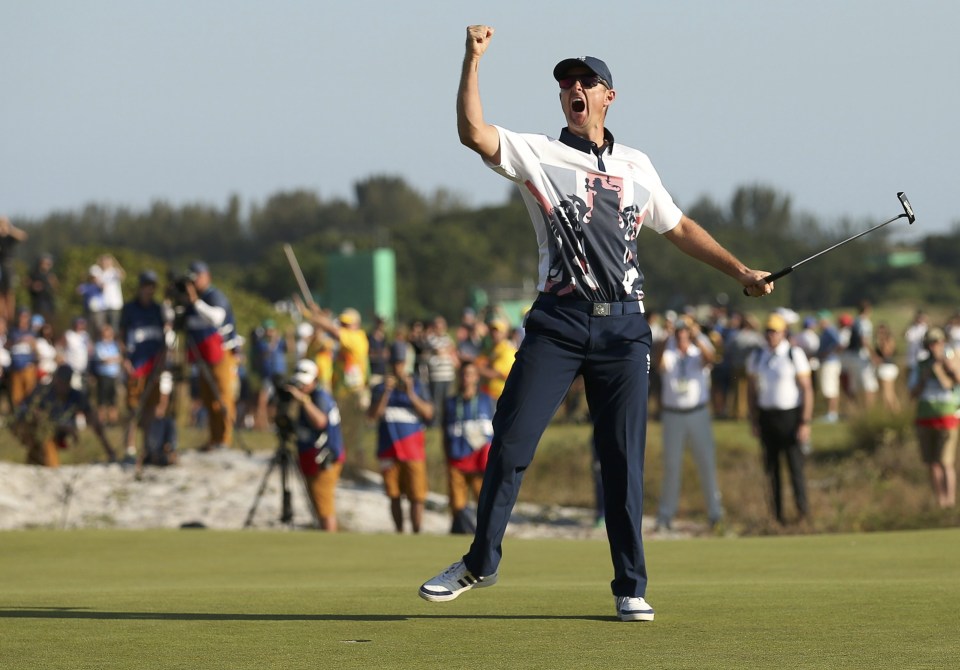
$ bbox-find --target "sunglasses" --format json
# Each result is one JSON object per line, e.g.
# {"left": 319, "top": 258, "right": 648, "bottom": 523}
{"left": 558, "top": 74, "right": 608, "bottom": 90}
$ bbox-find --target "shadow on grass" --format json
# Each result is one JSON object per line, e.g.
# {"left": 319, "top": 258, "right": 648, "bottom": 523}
{"left": 0, "top": 607, "right": 612, "bottom": 623}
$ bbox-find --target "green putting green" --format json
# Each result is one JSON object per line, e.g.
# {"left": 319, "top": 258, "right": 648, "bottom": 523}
{"left": 1, "top": 528, "right": 958, "bottom": 669}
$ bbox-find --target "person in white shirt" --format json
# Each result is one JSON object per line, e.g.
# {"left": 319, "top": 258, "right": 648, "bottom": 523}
{"left": 59, "top": 317, "right": 92, "bottom": 392}
{"left": 91, "top": 254, "right": 126, "bottom": 332}
{"left": 655, "top": 316, "right": 723, "bottom": 531}
{"left": 747, "top": 313, "right": 814, "bottom": 524}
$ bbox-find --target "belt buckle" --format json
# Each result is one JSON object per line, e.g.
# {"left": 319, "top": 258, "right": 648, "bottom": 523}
{"left": 592, "top": 302, "right": 611, "bottom": 317}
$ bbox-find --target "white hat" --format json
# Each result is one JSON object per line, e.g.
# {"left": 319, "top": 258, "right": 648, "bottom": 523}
{"left": 297, "top": 322, "right": 315, "bottom": 339}
{"left": 293, "top": 359, "right": 319, "bottom": 386}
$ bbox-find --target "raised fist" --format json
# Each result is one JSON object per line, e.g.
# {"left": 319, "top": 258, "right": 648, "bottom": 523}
{"left": 465, "top": 25, "right": 495, "bottom": 58}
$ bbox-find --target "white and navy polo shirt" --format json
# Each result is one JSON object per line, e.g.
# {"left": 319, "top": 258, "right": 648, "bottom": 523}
{"left": 488, "top": 125, "right": 683, "bottom": 303}
{"left": 746, "top": 340, "right": 812, "bottom": 411}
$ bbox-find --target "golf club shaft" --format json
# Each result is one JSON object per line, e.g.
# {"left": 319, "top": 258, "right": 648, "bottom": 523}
{"left": 742, "top": 192, "right": 915, "bottom": 296}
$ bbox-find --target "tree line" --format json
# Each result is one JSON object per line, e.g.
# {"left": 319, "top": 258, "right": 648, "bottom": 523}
{"left": 9, "top": 176, "right": 960, "bottom": 325}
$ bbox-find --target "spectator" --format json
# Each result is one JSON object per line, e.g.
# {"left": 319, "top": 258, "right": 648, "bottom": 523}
{"left": 27, "top": 253, "right": 58, "bottom": 324}
{"left": 426, "top": 316, "right": 457, "bottom": 419}
{"left": 302, "top": 304, "right": 370, "bottom": 466}
{"left": 12, "top": 364, "right": 116, "bottom": 467}
{"left": 845, "top": 300, "right": 878, "bottom": 409}
{"left": 34, "top": 321, "right": 58, "bottom": 385}
{"left": 92, "top": 254, "right": 125, "bottom": 332}
{"left": 136, "top": 371, "right": 179, "bottom": 478}
{"left": 6, "top": 308, "right": 38, "bottom": 407}
{"left": 747, "top": 313, "right": 814, "bottom": 524}
{"left": 253, "top": 319, "right": 288, "bottom": 430}
{"left": 368, "top": 342, "right": 433, "bottom": 533}
{"left": 815, "top": 311, "right": 842, "bottom": 423}
{"left": 443, "top": 360, "right": 494, "bottom": 533}
{"left": 908, "top": 328, "right": 959, "bottom": 509}
{"left": 78, "top": 266, "right": 106, "bottom": 332}
{"left": 477, "top": 318, "right": 516, "bottom": 401}
{"left": 655, "top": 317, "right": 724, "bottom": 531}
{"left": 367, "top": 316, "right": 389, "bottom": 389}
{"left": 874, "top": 322, "right": 901, "bottom": 413}
{"left": 119, "top": 270, "right": 168, "bottom": 458}
{"left": 183, "top": 260, "right": 240, "bottom": 450}
{"left": 59, "top": 317, "right": 91, "bottom": 393}
{"left": 903, "top": 310, "right": 929, "bottom": 380}
{"left": 726, "top": 312, "right": 764, "bottom": 420}
{"left": 287, "top": 358, "right": 345, "bottom": 531}
{"left": 92, "top": 323, "right": 122, "bottom": 426}
{"left": 0, "top": 215, "right": 28, "bottom": 320}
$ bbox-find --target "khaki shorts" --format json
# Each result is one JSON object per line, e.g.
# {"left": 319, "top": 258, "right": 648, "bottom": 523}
{"left": 126, "top": 373, "right": 160, "bottom": 416}
{"left": 917, "top": 424, "right": 958, "bottom": 466}
{"left": 381, "top": 459, "right": 428, "bottom": 502}
{"left": 305, "top": 461, "right": 343, "bottom": 519}
{"left": 448, "top": 467, "right": 484, "bottom": 513}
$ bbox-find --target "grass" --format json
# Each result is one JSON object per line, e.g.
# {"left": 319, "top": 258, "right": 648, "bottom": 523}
{"left": 1, "top": 528, "right": 958, "bottom": 669}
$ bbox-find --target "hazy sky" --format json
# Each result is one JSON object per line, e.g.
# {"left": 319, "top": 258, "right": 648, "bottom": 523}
{"left": 2, "top": 1, "right": 957, "bottom": 240}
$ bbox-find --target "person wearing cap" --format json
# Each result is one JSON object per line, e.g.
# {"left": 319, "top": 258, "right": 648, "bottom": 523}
{"left": 908, "top": 327, "right": 960, "bottom": 508}
{"left": 285, "top": 358, "right": 345, "bottom": 531}
{"left": 119, "top": 269, "right": 169, "bottom": 459}
{"left": 300, "top": 302, "right": 370, "bottom": 466}
{"left": 443, "top": 360, "right": 495, "bottom": 534}
{"left": 655, "top": 316, "right": 724, "bottom": 532}
{"left": 182, "top": 260, "right": 240, "bottom": 450}
{"left": 477, "top": 317, "right": 516, "bottom": 401}
{"left": 368, "top": 341, "right": 434, "bottom": 533}
{"left": 746, "top": 313, "right": 814, "bottom": 524}
{"left": 0, "top": 215, "right": 28, "bottom": 321}
{"left": 419, "top": 26, "right": 774, "bottom": 621}
{"left": 13, "top": 363, "right": 116, "bottom": 467}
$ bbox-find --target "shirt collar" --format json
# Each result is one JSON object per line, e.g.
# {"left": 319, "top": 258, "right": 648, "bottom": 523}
{"left": 559, "top": 127, "right": 615, "bottom": 156}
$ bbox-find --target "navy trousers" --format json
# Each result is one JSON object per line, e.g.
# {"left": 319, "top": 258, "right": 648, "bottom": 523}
{"left": 463, "top": 296, "right": 652, "bottom": 597}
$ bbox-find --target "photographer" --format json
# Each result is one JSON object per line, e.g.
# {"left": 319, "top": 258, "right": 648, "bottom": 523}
{"left": 284, "top": 359, "right": 344, "bottom": 531}
{"left": 13, "top": 364, "right": 116, "bottom": 467}
{"left": 119, "top": 270, "right": 168, "bottom": 459}
{"left": 181, "top": 261, "right": 239, "bottom": 451}
{"left": 368, "top": 342, "right": 434, "bottom": 533}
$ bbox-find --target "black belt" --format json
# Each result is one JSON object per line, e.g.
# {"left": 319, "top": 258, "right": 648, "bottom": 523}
{"left": 535, "top": 292, "right": 645, "bottom": 316}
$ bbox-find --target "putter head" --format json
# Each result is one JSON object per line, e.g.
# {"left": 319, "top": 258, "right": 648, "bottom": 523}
{"left": 897, "top": 192, "right": 916, "bottom": 224}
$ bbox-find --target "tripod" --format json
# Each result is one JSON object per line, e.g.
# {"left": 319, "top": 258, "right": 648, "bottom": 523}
{"left": 243, "top": 425, "right": 319, "bottom": 529}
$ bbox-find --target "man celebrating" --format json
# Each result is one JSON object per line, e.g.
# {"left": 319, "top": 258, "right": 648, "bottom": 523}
{"left": 419, "top": 26, "right": 773, "bottom": 622}
{"left": 183, "top": 260, "right": 239, "bottom": 450}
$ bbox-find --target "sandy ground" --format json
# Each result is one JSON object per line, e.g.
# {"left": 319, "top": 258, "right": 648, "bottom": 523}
{"left": 0, "top": 449, "right": 702, "bottom": 538}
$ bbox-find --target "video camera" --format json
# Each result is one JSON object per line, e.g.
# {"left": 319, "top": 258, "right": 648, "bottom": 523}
{"left": 165, "top": 270, "right": 195, "bottom": 308}
{"left": 271, "top": 373, "right": 299, "bottom": 441}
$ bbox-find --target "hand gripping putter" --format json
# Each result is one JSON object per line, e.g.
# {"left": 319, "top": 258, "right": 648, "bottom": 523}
{"left": 743, "top": 192, "right": 916, "bottom": 296}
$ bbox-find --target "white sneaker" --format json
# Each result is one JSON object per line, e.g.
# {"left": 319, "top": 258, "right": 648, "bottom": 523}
{"left": 615, "top": 596, "right": 655, "bottom": 622}
{"left": 418, "top": 560, "right": 498, "bottom": 602}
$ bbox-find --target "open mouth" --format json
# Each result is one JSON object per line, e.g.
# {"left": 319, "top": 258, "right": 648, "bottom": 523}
{"left": 571, "top": 98, "right": 586, "bottom": 113}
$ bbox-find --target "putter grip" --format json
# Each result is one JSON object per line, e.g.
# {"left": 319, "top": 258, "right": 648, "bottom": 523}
{"left": 742, "top": 266, "right": 793, "bottom": 296}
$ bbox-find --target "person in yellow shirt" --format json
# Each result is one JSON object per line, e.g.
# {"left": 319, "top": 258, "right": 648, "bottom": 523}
{"left": 479, "top": 319, "right": 517, "bottom": 401}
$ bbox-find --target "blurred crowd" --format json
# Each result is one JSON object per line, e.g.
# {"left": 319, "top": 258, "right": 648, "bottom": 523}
{"left": 2, "top": 213, "right": 955, "bottom": 530}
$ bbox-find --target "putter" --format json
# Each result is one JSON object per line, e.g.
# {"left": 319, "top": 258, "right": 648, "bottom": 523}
{"left": 743, "top": 192, "right": 916, "bottom": 295}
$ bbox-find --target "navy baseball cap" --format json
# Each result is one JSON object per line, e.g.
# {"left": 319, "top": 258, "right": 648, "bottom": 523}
{"left": 139, "top": 269, "right": 158, "bottom": 285}
{"left": 188, "top": 260, "right": 209, "bottom": 278}
{"left": 553, "top": 56, "right": 613, "bottom": 88}
{"left": 390, "top": 342, "right": 407, "bottom": 364}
